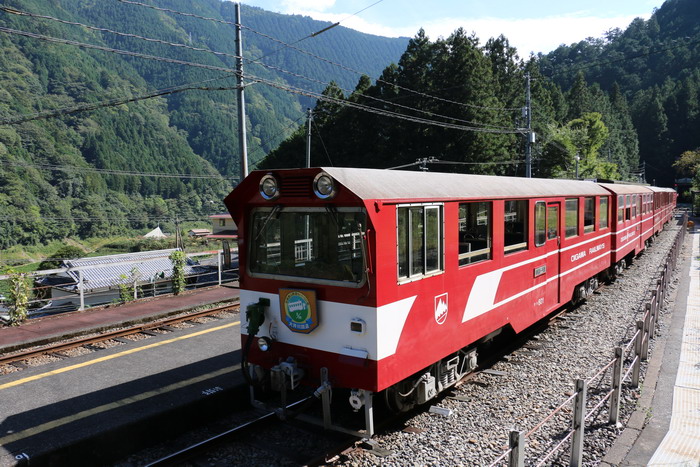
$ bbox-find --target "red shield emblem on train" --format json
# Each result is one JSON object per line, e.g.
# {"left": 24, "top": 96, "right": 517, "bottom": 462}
{"left": 435, "top": 293, "right": 448, "bottom": 325}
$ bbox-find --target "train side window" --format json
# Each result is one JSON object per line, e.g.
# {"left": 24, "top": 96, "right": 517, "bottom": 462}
{"left": 504, "top": 200, "right": 527, "bottom": 254}
{"left": 583, "top": 197, "right": 595, "bottom": 233}
{"left": 547, "top": 205, "right": 559, "bottom": 240}
{"left": 617, "top": 195, "right": 624, "bottom": 223}
{"left": 535, "top": 201, "right": 546, "bottom": 247}
{"left": 599, "top": 197, "right": 609, "bottom": 229}
{"left": 565, "top": 198, "right": 578, "bottom": 238}
{"left": 397, "top": 204, "right": 443, "bottom": 281}
{"left": 626, "top": 195, "right": 632, "bottom": 220}
{"left": 459, "top": 202, "right": 491, "bottom": 266}
{"left": 637, "top": 195, "right": 642, "bottom": 217}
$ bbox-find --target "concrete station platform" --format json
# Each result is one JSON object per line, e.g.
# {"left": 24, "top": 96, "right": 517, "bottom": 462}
{"left": 0, "top": 285, "right": 246, "bottom": 466}
{"left": 603, "top": 223, "right": 700, "bottom": 466}
{"left": 0, "top": 285, "right": 239, "bottom": 353}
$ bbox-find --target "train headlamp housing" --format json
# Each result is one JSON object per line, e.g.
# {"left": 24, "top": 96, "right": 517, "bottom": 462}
{"left": 257, "top": 336, "right": 273, "bottom": 352}
{"left": 259, "top": 174, "right": 280, "bottom": 200}
{"left": 313, "top": 172, "right": 336, "bottom": 200}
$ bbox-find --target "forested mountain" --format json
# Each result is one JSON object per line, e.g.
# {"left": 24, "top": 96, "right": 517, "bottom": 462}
{"left": 261, "top": 31, "right": 638, "bottom": 183}
{"left": 3, "top": 0, "right": 699, "bottom": 253}
{"left": 262, "top": 0, "right": 700, "bottom": 192}
{"left": 538, "top": 0, "right": 700, "bottom": 187}
{"left": 0, "top": 0, "right": 407, "bottom": 249}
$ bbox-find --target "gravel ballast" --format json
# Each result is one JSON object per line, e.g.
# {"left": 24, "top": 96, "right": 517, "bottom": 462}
{"left": 340, "top": 221, "right": 685, "bottom": 467}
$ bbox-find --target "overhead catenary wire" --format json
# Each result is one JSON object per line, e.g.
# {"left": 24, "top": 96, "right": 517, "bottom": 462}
{"left": 116, "top": 0, "right": 343, "bottom": 46}
{"left": 2, "top": 160, "right": 235, "bottom": 181}
{"left": 0, "top": 81, "right": 239, "bottom": 126}
{"left": 543, "top": 35, "right": 700, "bottom": 79}
{"left": 241, "top": 71, "right": 523, "bottom": 134}
{"left": 240, "top": 24, "right": 523, "bottom": 113}
{"left": 310, "top": 119, "right": 334, "bottom": 167}
{"left": 0, "top": 26, "right": 522, "bottom": 134}
{"left": 386, "top": 158, "right": 523, "bottom": 170}
{"left": 0, "top": 26, "right": 240, "bottom": 75}
{"left": 110, "top": 0, "right": 519, "bottom": 113}
{"left": 2, "top": 6, "right": 515, "bottom": 131}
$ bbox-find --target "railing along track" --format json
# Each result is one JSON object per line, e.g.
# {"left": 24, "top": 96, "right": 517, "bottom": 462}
{"left": 0, "top": 302, "right": 239, "bottom": 366}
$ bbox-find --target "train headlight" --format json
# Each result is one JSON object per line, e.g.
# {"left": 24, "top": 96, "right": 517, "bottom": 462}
{"left": 257, "top": 336, "right": 273, "bottom": 352}
{"left": 259, "top": 174, "right": 280, "bottom": 200}
{"left": 313, "top": 172, "right": 336, "bottom": 199}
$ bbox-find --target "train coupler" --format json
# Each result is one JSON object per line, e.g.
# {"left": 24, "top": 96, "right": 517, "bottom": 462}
{"left": 270, "top": 357, "right": 304, "bottom": 391}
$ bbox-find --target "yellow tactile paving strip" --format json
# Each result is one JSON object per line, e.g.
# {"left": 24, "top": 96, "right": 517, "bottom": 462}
{"left": 649, "top": 231, "right": 700, "bottom": 465}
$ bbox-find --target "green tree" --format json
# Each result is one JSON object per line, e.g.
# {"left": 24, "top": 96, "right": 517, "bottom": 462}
{"left": 38, "top": 245, "right": 85, "bottom": 270}
{"left": 169, "top": 250, "right": 186, "bottom": 295}
{"left": 7, "top": 270, "right": 30, "bottom": 326}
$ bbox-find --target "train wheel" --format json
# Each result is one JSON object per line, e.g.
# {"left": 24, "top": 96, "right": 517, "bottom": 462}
{"left": 572, "top": 283, "right": 587, "bottom": 306}
{"left": 384, "top": 380, "right": 417, "bottom": 413}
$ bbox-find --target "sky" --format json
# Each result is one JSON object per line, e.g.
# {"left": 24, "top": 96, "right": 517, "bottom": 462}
{"left": 239, "top": 0, "right": 666, "bottom": 56}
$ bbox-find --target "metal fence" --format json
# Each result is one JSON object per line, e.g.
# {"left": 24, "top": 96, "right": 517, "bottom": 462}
{"left": 0, "top": 249, "right": 238, "bottom": 320}
{"left": 488, "top": 212, "right": 688, "bottom": 467}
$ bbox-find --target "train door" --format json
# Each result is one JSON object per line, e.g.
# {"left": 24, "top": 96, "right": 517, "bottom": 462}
{"left": 545, "top": 202, "right": 561, "bottom": 306}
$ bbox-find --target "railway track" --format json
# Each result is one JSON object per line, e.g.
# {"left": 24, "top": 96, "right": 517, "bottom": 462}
{"left": 0, "top": 302, "right": 239, "bottom": 367}
{"left": 136, "top": 296, "right": 595, "bottom": 466}
{"left": 144, "top": 396, "right": 361, "bottom": 467}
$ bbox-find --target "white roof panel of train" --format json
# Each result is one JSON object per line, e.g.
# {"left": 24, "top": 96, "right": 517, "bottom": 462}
{"left": 598, "top": 183, "right": 654, "bottom": 194}
{"left": 321, "top": 167, "right": 610, "bottom": 201}
{"left": 646, "top": 186, "right": 677, "bottom": 193}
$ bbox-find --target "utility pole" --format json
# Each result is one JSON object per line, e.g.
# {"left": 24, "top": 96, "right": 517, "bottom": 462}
{"left": 524, "top": 72, "right": 533, "bottom": 178}
{"left": 235, "top": 3, "right": 248, "bottom": 180}
{"left": 306, "top": 108, "right": 313, "bottom": 168}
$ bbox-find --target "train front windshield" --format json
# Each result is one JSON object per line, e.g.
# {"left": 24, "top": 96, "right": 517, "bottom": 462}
{"left": 249, "top": 207, "right": 366, "bottom": 284}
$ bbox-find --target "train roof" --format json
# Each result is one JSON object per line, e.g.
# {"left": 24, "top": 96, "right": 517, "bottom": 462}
{"left": 646, "top": 186, "right": 677, "bottom": 193}
{"left": 321, "top": 167, "right": 610, "bottom": 201}
{"left": 597, "top": 183, "right": 653, "bottom": 194}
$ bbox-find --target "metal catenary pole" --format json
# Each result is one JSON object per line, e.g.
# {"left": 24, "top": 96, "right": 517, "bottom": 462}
{"left": 235, "top": 3, "right": 248, "bottom": 179}
{"left": 306, "top": 108, "right": 313, "bottom": 168}
{"left": 524, "top": 72, "right": 532, "bottom": 178}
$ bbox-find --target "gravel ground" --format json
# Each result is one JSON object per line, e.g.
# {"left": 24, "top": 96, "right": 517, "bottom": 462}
{"left": 339, "top": 222, "right": 685, "bottom": 467}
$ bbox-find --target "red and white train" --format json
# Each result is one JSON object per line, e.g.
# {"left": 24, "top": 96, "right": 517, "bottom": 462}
{"left": 224, "top": 167, "right": 676, "bottom": 435}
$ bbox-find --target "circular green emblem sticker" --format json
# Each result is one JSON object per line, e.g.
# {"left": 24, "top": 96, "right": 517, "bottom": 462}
{"left": 286, "top": 293, "right": 309, "bottom": 321}
{"left": 284, "top": 292, "right": 312, "bottom": 331}
{"left": 279, "top": 288, "right": 318, "bottom": 333}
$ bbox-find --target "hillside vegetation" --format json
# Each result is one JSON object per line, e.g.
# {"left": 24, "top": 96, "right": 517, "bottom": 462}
{"left": 0, "top": 0, "right": 407, "bottom": 252}
{"left": 3, "top": 0, "right": 700, "bottom": 258}
{"left": 262, "top": 0, "right": 700, "bottom": 193}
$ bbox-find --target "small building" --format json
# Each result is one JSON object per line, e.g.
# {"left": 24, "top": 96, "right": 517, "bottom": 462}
{"left": 207, "top": 214, "right": 237, "bottom": 240}
{"left": 188, "top": 228, "right": 211, "bottom": 238}
{"left": 36, "top": 249, "right": 203, "bottom": 312}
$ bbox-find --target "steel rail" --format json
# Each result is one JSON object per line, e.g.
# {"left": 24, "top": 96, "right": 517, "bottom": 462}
{"left": 145, "top": 397, "right": 313, "bottom": 467}
{"left": 0, "top": 302, "right": 239, "bottom": 365}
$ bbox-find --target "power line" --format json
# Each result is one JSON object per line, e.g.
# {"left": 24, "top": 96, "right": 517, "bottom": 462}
{"left": 0, "top": 26, "right": 240, "bottom": 75}
{"left": 0, "top": 215, "right": 214, "bottom": 222}
{"left": 544, "top": 36, "right": 700, "bottom": 79}
{"left": 311, "top": 119, "right": 334, "bottom": 167}
{"left": 242, "top": 71, "right": 523, "bottom": 134}
{"left": 0, "top": 81, "right": 238, "bottom": 126}
{"left": 241, "top": 24, "right": 521, "bottom": 113}
{"left": 0, "top": 25, "right": 521, "bottom": 134}
{"left": 2, "top": 160, "right": 235, "bottom": 181}
{"left": 7, "top": 5, "right": 513, "bottom": 130}
{"left": 116, "top": 0, "right": 341, "bottom": 46}
{"left": 0, "top": 6, "right": 244, "bottom": 62}
{"left": 386, "top": 157, "right": 523, "bottom": 170}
